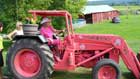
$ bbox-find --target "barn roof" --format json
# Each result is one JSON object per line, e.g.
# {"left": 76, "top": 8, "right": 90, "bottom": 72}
{"left": 82, "top": 5, "right": 117, "bottom": 15}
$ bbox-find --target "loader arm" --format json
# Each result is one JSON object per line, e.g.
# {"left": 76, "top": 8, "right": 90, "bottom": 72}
{"left": 113, "top": 36, "right": 140, "bottom": 79}
{"left": 116, "top": 39, "right": 140, "bottom": 79}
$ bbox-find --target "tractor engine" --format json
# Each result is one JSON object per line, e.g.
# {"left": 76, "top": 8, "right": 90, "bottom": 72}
{"left": 75, "top": 51, "right": 98, "bottom": 68}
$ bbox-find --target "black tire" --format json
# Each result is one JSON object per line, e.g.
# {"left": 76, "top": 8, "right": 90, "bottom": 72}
{"left": 6, "top": 39, "right": 54, "bottom": 79}
{"left": 40, "top": 44, "right": 54, "bottom": 76}
{"left": 92, "top": 59, "right": 121, "bottom": 79}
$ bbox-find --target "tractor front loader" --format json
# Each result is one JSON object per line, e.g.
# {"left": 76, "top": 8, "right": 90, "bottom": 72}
{"left": 6, "top": 10, "right": 140, "bottom": 79}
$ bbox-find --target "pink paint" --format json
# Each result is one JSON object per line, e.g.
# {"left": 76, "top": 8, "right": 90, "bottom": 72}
{"left": 40, "top": 26, "right": 60, "bottom": 45}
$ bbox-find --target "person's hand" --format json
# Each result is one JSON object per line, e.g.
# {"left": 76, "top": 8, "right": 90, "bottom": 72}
{"left": 59, "top": 29, "right": 66, "bottom": 37}
{"left": 47, "top": 38, "right": 54, "bottom": 45}
{"left": 0, "top": 49, "right": 2, "bottom": 52}
{"left": 61, "top": 29, "right": 65, "bottom": 33}
{"left": 62, "top": 28, "right": 67, "bottom": 33}
{"left": 6, "top": 35, "right": 12, "bottom": 40}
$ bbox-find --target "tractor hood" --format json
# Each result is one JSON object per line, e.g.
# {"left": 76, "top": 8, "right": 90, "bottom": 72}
{"left": 73, "top": 34, "right": 115, "bottom": 42}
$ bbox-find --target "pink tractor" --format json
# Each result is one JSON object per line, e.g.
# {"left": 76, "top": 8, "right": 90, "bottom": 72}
{"left": 7, "top": 10, "right": 140, "bottom": 79}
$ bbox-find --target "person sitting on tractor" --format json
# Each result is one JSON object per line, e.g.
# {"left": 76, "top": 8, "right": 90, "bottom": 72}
{"left": 7, "top": 21, "right": 24, "bottom": 40}
{"left": 40, "top": 17, "right": 64, "bottom": 45}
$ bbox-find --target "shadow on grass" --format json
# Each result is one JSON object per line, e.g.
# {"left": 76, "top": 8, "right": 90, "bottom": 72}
{"left": 122, "top": 72, "right": 135, "bottom": 79}
{"left": 3, "top": 66, "right": 92, "bottom": 79}
{"left": 2, "top": 66, "right": 14, "bottom": 79}
{"left": 52, "top": 71, "right": 136, "bottom": 79}
{"left": 52, "top": 71, "right": 92, "bottom": 79}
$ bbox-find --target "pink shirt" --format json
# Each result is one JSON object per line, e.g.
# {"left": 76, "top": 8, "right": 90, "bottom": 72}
{"left": 40, "top": 26, "right": 54, "bottom": 39}
{"left": 40, "top": 26, "right": 60, "bottom": 45}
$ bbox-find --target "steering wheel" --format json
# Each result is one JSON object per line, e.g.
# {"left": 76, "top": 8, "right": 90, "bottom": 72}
{"left": 57, "top": 28, "right": 67, "bottom": 37}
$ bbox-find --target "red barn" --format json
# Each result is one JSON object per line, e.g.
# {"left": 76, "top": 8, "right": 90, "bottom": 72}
{"left": 82, "top": 5, "right": 119, "bottom": 23}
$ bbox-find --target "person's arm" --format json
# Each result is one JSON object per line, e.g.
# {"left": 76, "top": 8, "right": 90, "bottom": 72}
{"left": 50, "top": 26, "right": 64, "bottom": 34}
{"left": 7, "top": 30, "right": 16, "bottom": 40}
{"left": 56, "top": 29, "right": 64, "bottom": 34}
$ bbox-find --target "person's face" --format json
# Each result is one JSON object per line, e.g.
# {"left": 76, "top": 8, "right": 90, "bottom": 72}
{"left": 46, "top": 22, "right": 51, "bottom": 26}
{"left": 0, "top": 26, "right": 3, "bottom": 32}
{"left": 44, "top": 21, "right": 51, "bottom": 27}
{"left": 16, "top": 26, "right": 22, "bottom": 30}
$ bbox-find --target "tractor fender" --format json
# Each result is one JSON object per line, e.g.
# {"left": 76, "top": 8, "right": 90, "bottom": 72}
{"left": 13, "top": 35, "right": 48, "bottom": 43}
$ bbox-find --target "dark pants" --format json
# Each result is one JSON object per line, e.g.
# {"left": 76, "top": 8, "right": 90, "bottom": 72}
{"left": 0, "top": 50, "right": 3, "bottom": 67}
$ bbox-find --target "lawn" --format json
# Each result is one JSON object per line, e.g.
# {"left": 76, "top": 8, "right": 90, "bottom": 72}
{"left": 2, "top": 15, "right": 140, "bottom": 79}
{"left": 113, "top": 5, "right": 140, "bottom": 11}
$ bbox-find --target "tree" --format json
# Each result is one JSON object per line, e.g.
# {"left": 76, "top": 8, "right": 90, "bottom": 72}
{"left": 0, "top": 0, "right": 52, "bottom": 33}
{"left": 65, "top": 0, "right": 87, "bottom": 18}
{"left": 17, "top": 0, "right": 53, "bottom": 19}
{"left": 48, "top": 0, "right": 87, "bottom": 29}
{"left": 0, "top": 0, "right": 87, "bottom": 32}
{"left": 49, "top": 0, "right": 87, "bottom": 19}
{"left": 0, "top": 0, "right": 17, "bottom": 33}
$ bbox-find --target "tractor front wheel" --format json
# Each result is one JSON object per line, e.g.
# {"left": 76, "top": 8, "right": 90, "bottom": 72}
{"left": 92, "top": 59, "right": 121, "bottom": 79}
{"left": 7, "top": 39, "right": 54, "bottom": 79}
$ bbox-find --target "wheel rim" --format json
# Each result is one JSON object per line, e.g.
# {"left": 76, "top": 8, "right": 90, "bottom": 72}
{"left": 98, "top": 65, "right": 117, "bottom": 79}
{"left": 14, "top": 49, "right": 41, "bottom": 77}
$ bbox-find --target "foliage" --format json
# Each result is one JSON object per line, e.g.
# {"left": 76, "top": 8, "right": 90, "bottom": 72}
{"left": 48, "top": 0, "right": 86, "bottom": 18}
{"left": 0, "top": 0, "right": 87, "bottom": 32}
{"left": 0, "top": 0, "right": 16, "bottom": 33}
{"left": 48, "top": 0, "right": 87, "bottom": 29}
{"left": 0, "top": 0, "right": 52, "bottom": 33}
{"left": 17, "top": 0, "right": 53, "bottom": 20}
{"left": 65, "top": 0, "right": 87, "bottom": 18}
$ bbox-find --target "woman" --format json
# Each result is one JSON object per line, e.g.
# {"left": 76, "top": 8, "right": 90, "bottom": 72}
{"left": 40, "top": 18, "right": 64, "bottom": 45}
{"left": 7, "top": 21, "right": 24, "bottom": 40}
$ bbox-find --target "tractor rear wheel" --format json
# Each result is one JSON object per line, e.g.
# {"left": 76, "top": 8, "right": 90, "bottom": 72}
{"left": 92, "top": 59, "right": 121, "bottom": 79}
{"left": 6, "top": 39, "right": 54, "bottom": 79}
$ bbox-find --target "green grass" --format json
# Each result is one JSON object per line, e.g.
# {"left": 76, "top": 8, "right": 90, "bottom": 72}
{"left": 2, "top": 15, "right": 140, "bottom": 79}
{"left": 113, "top": 5, "right": 140, "bottom": 11}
